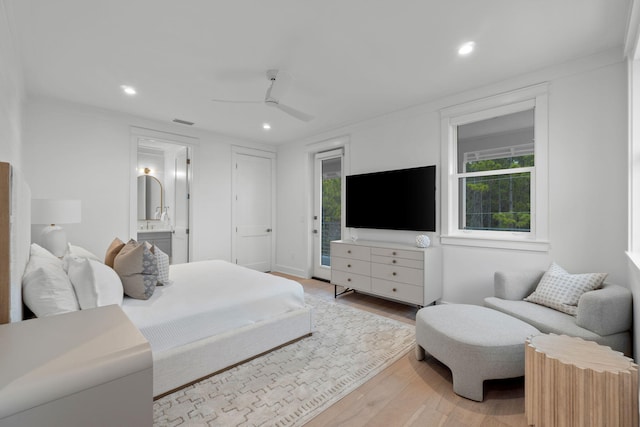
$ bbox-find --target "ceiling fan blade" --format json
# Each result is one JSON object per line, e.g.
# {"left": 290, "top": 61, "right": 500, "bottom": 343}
{"left": 270, "top": 102, "right": 314, "bottom": 122}
{"left": 211, "top": 98, "right": 262, "bottom": 104}
{"left": 266, "top": 70, "right": 292, "bottom": 102}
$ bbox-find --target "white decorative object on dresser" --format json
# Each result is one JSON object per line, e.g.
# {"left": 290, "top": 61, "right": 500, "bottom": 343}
{"left": 331, "top": 240, "right": 442, "bottom": 306}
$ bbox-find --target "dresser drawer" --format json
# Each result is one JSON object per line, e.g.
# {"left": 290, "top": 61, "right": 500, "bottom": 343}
{"left": 371, "top": 255, "right": 423, "bottom": 269}
{"left": 371, "top": 263, "right": 423, "bottom": 286}
{"left": 331, "top": 242, "right": 371, "bottom": 261}
{"left": 371, "top": 278, "right": 423, "bottom": 305}
{"left": 331, "top": 257, "right": 370, "bottom": 276}
{"left": 371, "top": 247, "right": 423, "bottom": 261}
{"left": 331, "top": 270, "right": 371, "bottom": 291}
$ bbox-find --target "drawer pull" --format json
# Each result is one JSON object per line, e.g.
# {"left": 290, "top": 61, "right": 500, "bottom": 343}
{"left": 347, "top": 264, "right": 351, "bottom": 268}
{"left": 347, "top": 250, "right": 351, "bottom": 254}
{"left": 347, "top": 278, "right": 351, "bottom": 282}
{"left": 392, "top": 288, "right": 397, "bottom": 292}
{"left": 392, "top": 260, "right": 397, "bottom": 264}
{"left": 392, "top": 272, "right": 397, "bottom": 276}
{"left": 392, "top": 251, "right": 397, "bottom": 255}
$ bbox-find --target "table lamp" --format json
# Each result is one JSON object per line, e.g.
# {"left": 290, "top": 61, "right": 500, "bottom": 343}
{"left": 31, "top": 199, "right": 81, "bottom": 257}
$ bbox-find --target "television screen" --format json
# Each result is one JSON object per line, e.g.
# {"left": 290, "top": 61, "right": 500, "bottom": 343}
{"left": 346, "top": 165, "right": 436, "bottom": 232}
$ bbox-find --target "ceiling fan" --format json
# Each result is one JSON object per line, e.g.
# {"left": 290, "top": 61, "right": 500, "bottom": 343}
{"left": 212, "top": 69, "right": 314, "bottom": 122}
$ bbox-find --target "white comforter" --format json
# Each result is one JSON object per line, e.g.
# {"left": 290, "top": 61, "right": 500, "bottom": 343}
{"left": 121, "top": 260, "right": 306, "bottom": 352}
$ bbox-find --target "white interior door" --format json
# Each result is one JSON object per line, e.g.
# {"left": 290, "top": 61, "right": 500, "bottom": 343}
{"left": 233, "top": 151, "right": 274, "bottom": 271}
{"left": 313, "top": 149, "right": 343, "bottom": 280}
{"left": 172, "top": 147, "right": 190, "bottom": 264}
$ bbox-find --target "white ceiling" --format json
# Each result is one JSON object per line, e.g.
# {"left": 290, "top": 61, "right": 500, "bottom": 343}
{"left": 7, "top": 0, "right": 632, "bottom": 145}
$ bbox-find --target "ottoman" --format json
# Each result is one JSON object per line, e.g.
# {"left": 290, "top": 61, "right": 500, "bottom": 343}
{"left": 415, "top": 304, "right": 540, "bottom": 401}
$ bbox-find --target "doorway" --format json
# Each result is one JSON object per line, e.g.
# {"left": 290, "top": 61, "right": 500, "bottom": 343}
{"left": 130, "top": 127, "right": 195, "bottom": 264}
{"left": 312, "top": 149, "right": 343, "bottom": 280}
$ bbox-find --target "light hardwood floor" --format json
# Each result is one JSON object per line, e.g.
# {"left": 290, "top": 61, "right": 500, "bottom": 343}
{"left": 274, "top": 273, "right": 528, "bottom": 427}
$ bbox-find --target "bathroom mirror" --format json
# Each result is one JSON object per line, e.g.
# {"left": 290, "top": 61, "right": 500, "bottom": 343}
{"left": 137, "top": 175, "right": 164, "bottom": 220}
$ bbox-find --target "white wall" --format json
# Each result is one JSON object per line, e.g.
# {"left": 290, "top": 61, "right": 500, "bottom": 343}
{"left": 22, "top": 96, "right": 274, "bottom": 262}
{"left": 277, "top": 49, "right": 629, "bottom": 305}
{"left": 275, "top": 146, "right": 312, "bottom": 277}
{"left": 0, "top": 0, "right": 24, "bottom": 169}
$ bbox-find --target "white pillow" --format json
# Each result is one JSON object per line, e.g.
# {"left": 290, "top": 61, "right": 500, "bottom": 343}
{"left": 67, "top": 257, "right": 124, "bottom": 309}
{"left": 154, "top": 246, "right": 170, "bottom": 285}
{"left": 24, "top": 243, "right": 62, "bottom": 276}
{"left": 67, "top": 243, "right": 102, "bottom": 263}
{"left": 22, "top": 244, "right": 79, "bottom": 317}
{"left": 524, "top": 262, "right": 607, "bottom": 316}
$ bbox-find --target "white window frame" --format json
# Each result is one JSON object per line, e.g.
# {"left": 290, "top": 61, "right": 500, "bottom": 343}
{"left": 440, "top": 84, "right": 550, "bottom": 251}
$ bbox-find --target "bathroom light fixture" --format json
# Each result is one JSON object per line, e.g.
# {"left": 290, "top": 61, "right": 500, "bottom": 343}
{"left": 458, "top": 41, "right": 475, "bottom": 56}
{"left": 121, "top": 85, "right": 137, "bottom": 95}
{"left": 263, "top": 123, "right": 271, "bottom": 130}
{"left": 31, "top": 199, "right": 82, "bottom": 257}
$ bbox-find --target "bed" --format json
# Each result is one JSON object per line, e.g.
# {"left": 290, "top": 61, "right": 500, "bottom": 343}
{"left": 0, "top": 161, "right": 314, "bottom": 398}
{"left": 123, "top": 260, "right": 313, "bottom": 396}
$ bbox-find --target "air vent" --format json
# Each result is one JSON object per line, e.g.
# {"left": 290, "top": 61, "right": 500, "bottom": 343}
{"left": 172, "top": 118, "right": 194, "bottom": 126}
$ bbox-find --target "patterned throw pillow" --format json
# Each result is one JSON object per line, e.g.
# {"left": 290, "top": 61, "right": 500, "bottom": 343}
{"left": 153, "top": 245, "right": 171, "bottom": 285}
{"left": 113, "top": 239, "right": 158, "bottom": 300}
{"left": 524, "top": 262, "right": 607, "bottom": 316}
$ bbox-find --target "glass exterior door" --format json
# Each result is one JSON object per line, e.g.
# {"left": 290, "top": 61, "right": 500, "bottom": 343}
{"left": 313, "top": 150, "right": 343, "bottom": 279}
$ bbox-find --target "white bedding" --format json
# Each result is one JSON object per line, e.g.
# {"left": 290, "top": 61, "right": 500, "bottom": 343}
{"left": 121, "top": 260, "right": 306, "bottom": 353}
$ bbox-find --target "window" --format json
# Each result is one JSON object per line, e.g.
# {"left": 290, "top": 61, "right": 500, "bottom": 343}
{"left": 440, "top": 85, "right": 549, "bottom": 251}
{"left": 458, "top": 110, "right": 534, "bottom": 232}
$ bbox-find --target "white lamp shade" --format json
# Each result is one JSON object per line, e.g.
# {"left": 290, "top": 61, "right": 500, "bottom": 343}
{"left": 31, "top": 199, "right": 81, "bottom": 225}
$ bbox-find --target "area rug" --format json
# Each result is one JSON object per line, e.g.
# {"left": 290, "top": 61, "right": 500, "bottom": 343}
{"left": 153, "top": 294, "right": 416, "bottom": 426}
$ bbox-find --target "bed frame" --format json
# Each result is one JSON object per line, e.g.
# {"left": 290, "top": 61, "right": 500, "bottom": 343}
{"left": 154, "top": 307, "right": 312, "bottom": 397}
{"left": 0, "top": 161, "right": 314, "bottom": 397}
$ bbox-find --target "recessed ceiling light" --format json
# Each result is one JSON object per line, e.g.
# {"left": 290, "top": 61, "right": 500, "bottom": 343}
{"left": 263, "top": 123, "right": 271, "bottom": 130}
{"left": 121, "top": 85, "right": 137, "bottom": 95}
{"left": 458, "top": 42, "right": 475, "bottom": 56}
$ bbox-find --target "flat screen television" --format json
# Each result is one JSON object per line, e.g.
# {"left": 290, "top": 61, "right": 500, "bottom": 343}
{"left": 346, "top": 165, "right": 436, "bottom": 232}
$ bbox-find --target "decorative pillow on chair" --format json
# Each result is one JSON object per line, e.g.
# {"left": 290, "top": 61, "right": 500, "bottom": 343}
{"left": 113, "top": 239, "right": 158, "bottom": 300}
{"left": 22, "top": 243, "right": 80, "bottom": 317}
{"left": 524, "top": 262, "right": 607, "bottom": 316}
{"left": 104, "top": 237, "right": 126, "bottom": 268}
{"left": 67, "top": 257, "right": 124, "bottom": 309}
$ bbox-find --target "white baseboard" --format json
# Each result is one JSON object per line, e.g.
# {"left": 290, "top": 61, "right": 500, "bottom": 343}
{"left": 273, "top": 264, "right": 308, "bottom": 279}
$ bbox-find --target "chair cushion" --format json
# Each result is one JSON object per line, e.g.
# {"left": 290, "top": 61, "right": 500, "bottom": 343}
{"left": 484, "top": 297, "right": 600, "bottom": 340}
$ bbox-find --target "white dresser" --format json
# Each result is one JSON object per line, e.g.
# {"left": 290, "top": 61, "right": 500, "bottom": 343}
{"left": 330, "top": 239, "right": 442, "bottom": 306}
